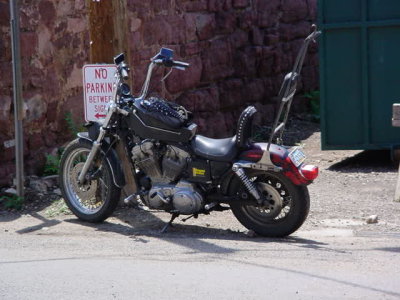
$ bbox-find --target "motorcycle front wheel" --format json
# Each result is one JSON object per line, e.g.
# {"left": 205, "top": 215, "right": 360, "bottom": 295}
{"left": 229, "top": 170, "right": 310, "bottom": 237}
{"left": 59, "top": 139, "right": 121, "bottom": 222}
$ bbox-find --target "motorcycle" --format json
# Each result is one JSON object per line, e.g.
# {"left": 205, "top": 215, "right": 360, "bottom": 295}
{"left": 59, "top": 26, "right": 321, "bottom": 237}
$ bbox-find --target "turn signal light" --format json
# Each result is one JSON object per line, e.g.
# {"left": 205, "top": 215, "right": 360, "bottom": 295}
{"left": 300, "top": 165, "right": 319, "bottom": 181}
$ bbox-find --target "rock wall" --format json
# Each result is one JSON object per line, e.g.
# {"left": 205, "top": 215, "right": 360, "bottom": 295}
{"left": 126, "top": 0, "right": 319, "bottom": 137}
{"left": 0, "top": 0, "right": 318, "bottom": 186}
{"left": 0, "top": 0, "right": 89, "bottom": 186}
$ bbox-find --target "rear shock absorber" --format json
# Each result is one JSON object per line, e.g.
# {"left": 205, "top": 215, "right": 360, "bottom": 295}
{"left": 232, "top": 164, "right": 262, "bottom": 204}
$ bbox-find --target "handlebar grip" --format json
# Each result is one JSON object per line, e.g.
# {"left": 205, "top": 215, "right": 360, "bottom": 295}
{"left": 172, "top": 60, "right": 190, "bottom": 70}
{"left": 121, "top": 68, "right": 129, "bottom": 80}
{"left": 151, "top": 58, "right": 190, "bottom": 70}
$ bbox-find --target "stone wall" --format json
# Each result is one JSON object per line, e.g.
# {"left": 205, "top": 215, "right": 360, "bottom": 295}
{"left": 126, "top": 0, "right": 318, "bottom": 137}
{"left": 0, "top": 0, "right": 89, "bottom": 186}
{"left": 0, "top": 0, "right": 318, "bottom": 187}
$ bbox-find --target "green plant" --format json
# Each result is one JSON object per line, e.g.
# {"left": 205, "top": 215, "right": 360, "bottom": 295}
{"left": 304, "top": 90, "right": 320, "bottom": 122}
{"left": 252, "top": 125, "right": 271, "bottom": 142}
{"left": 1, "top": 195, "right": 24, "bottom": 210}
{"left": 43, "top": 153, "right": 61, "bottom": 176}
{"left": 65, "top": 112, "right": 86, "bottom": 137}
{"left": 43, "top": 147, "right": 64, "bottom": 176}
{"left": 64, "top": 112, "right": 79, "bottom": 137}
{"left": 43, "top": 111, "right": 82, "bottom": 176}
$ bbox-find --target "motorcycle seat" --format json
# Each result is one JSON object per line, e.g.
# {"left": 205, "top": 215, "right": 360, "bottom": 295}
{"left": 191, "top": 135, "right": 237, "bottom": 162}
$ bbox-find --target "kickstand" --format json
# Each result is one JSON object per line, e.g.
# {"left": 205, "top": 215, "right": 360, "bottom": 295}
{"left": 181, "top": 214, "right": 197, "bottom": 222}
{"left": 161, "top": 212, "right": 179, "bottom": 233}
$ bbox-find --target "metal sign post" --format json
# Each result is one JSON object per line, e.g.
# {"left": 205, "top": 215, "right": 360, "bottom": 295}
{"left": 10, "top": 0, "right": 24, "bottom": 198}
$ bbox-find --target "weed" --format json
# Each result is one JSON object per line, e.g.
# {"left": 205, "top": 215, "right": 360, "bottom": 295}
{"left": 43, "top": 111, "right": 81, "bottom": 176}
{"left": 43, "top": 147, "right": 64, "bottom": 176}
{"left": 64, "top": 111, "right": 78, "bottom": 137}
{"left": 252, "top": 125, "right": 271, "bottom": 142}
{"left": 43, "top": 154, "right": 60, "bottom": 176}
{"left": 65, "top": 112, "right": 85, "bottom": 137}
{"left": 0, "top": 195, "right": 24, "bottom": 210}
{"left": 44, "top": 198, "right": 71, "bottom": 218}
{"left": 304, "top": 90, "right": 320, "bottom": 122}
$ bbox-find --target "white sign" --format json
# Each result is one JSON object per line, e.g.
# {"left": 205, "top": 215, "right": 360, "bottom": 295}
{"left": 82, "top": 64, "right": 117, "bottom": 122}
{"left": 4, "top": 139, "right": 15, "bottom": 148}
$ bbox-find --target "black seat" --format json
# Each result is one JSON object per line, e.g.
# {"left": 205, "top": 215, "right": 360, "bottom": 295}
{"left": 191, "top": 135, "right": 237, "bottom": 162}
{"left": 191, "top": 106, "right": 256, "bottom": 162}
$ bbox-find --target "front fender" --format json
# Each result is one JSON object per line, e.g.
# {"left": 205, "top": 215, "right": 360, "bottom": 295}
{"left": 77, "top": 132, "right": 126, "bottom": 188}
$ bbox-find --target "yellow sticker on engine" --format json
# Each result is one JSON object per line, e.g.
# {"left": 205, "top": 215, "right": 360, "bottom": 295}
{"left": 192, "top": 168, "right": 206, "bottom": 177}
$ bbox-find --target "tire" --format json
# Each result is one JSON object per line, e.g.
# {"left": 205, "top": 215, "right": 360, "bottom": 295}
{"left": 229, "top": 170, "right": 310, "bottom": 237}
{"left": 59, "top": 139, "right": 121, "bottom": 222}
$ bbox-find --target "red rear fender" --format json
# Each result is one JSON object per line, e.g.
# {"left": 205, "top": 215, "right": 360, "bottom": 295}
{"left": 239, "top": 143, "right": 318, "bottom": 185}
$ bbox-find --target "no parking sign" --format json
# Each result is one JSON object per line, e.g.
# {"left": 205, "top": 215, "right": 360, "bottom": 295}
{"left": 82, "top": 64, "right": 117, "bottom": 122}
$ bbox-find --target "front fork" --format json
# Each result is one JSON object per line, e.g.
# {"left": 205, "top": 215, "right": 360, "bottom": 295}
{"left": 77, "top": 103, "right": 128, "bottom": 184}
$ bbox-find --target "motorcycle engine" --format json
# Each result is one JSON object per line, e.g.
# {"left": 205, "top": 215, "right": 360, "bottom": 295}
{"left": 131, "top": 141, "right": 204, "bottom": 214}
{"left": 147, "top": 181, "right": 204, "bottom": 215}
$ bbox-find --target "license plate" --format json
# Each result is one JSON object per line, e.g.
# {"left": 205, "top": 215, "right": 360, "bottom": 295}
{"left": 289, "top": 147, "right": 306, "bottom": 167}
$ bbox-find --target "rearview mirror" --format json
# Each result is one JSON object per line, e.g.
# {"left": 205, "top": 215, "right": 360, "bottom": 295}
{"left": 114, "top": 53, "right": 125, "bottom": 65}
{"left": 153, "top": 48, "right": 174, "bottom": 61}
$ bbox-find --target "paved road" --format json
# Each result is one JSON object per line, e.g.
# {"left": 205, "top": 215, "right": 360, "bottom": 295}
{"left": 1, "top": 212, "right": 399, "bottom": 300}
{"left": 2, "top": 129, "right": 400, "bottom": 299}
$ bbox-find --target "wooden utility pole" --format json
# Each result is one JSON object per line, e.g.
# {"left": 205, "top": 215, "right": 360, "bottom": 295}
{"left": 87, "top": 0, "right": 114, "bottom": 63}
{"left": 87, "top": 0, "right": 130, "bottom": 64}
{"left": 87, "top": 0, "right": 136, "bottom": 197}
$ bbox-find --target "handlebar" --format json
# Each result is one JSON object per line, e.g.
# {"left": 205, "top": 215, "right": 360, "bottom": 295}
{"left": 172, "top": 60, "right": 190, "bottom": 70}
{"left": 152, "top": 58, "right": 190, "bottom": 70}
{"left": 305, "top": 24, "right": 321, "bottom": 43}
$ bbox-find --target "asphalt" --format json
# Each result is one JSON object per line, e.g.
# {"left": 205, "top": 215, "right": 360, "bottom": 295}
{"left": 1, "top": 213, "right": 399, "bottom": 300}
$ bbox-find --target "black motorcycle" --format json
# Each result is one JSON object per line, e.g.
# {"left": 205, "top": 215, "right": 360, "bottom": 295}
{"left": 59, "top": 27, "right": 320, "bottom": 237}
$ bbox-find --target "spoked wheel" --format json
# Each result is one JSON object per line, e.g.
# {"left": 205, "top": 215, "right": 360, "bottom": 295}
{"left": 230, "top": 170, "right": 310, "bottom": 237}
{"left": 59, "top": 139, "right": 121, "bottom": 222}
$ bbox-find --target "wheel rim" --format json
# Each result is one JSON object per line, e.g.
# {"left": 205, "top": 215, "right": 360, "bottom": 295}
{"left": 63, "top": 148, "right": 110, "bottom": 215}
{"left": 239, "top": 174, "right": 293, "bottom": 224}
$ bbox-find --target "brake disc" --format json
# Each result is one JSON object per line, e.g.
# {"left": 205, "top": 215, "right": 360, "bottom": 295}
{"left": 70, "top": 162, "right": 98, "bottom": 201}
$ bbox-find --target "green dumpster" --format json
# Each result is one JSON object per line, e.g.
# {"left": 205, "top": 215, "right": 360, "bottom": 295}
{"left": 319, "top": 0, "right": 400, "bottom": 151}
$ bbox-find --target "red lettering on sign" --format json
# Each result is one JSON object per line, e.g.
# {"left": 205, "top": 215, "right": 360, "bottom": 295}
{"left": 95, "top": 68, "right": 108, "bottom": 79}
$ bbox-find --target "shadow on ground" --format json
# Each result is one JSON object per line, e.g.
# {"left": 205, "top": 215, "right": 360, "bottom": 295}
{"left": 61, "top": 208, "right": 335, "bottom": 256}
{"left": 329, "top": 150, "right": 397, "bottom": 173}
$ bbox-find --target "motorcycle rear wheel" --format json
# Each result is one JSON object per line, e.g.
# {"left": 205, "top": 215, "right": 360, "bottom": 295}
{"left": 229, "top": 170, "right": 310, "bottom": 237}
{"left": 59, "top": 139, "right": 121, "bottom": 223}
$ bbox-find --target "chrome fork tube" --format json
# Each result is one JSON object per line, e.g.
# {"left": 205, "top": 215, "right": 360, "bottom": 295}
{"left": 77, "top": 103, "right": 117, "bottom": 184}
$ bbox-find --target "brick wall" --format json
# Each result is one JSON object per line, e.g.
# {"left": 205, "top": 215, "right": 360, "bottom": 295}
{"left": 0, "top": 0, "right": 318, "bottom": 186}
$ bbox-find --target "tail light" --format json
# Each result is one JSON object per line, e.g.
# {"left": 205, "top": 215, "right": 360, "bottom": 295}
{"left": 300, "top": 164, "right": 319, "bottom": 181}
